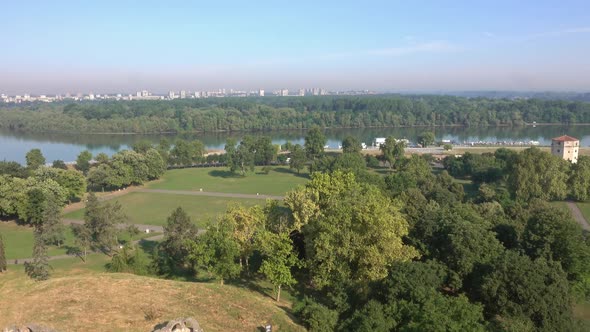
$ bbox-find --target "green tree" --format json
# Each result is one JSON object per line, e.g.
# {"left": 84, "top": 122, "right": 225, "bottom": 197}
{"left": 569, "top": 156, "right": 590, "bottom": 201}
{"left": 417, "top": 131, "right": 436, "bottom": 147}
{"left": 293, "top": 171, "right": 419, "bottom": 289}
{"left": 158, "top": 207, "right": 199, "bottom": 274}
{"left": 509, "top": 147, "right": 569, "bottom": 201}
{"left": 256, "top": 230, "right": 299, "bottom": 301}
{"left": 75, "top": 150, "right": 93, "bottom": 174}
{"left": 225, "top": 138, "right": 238, "bottom": 173}
{"left": 26, "top": 148, "right": 46, "bottom": 171}
{"left": 144, "top": 148, "right": 166, "bottom": 180}
{"left": 0, "top": 233, "right": 6, "bottom": 272}
{"left": 131, "top": 140, "right": 153, "bottom": 154}
{"left": 95, "top": 152, "right": 110, "bottom": 165}
{"left": 289, "top": 144, "right": 306, "bottom": 173}
{"left": 341, "top": 135, "right": 361, "bottom": 154}
{"left": 25, "top": 230, "right": 50, "bottom": 281}
{"left": 304, "top": 126, "right": 326, "bottom": 172}
{"left": 186, "top": 221, "right": 241, "bottom": 285}
{"left": 41, "top": 194, "right": 65, "bottom": 247}
{"left": 522, "top": 203, "right": 590, "bottom": 281}
{"left": 478, "top": 251, "right": 574, "bottom": 331}
{"left": 379, "top": 136, "right": 405, "bottom": 168}
{"left": 84, "top": 192, "right": 126, "bottom": 253}
{"left": 221, "top": 204, "right": 264, "bottom": 270}
{"left": 71, "top": 223, "right": 92, "bottom": 262}
{"left": 51, "top": 160, "right": 68, "bottom": 170}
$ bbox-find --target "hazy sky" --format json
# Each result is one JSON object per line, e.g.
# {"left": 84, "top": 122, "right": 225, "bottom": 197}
{"left": 1, "top": 0, "right": 590, "bottom": 94}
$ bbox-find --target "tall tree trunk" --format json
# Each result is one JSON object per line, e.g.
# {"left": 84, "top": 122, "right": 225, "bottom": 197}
{"left": 220, "top": 278, "right": 224, "bottom": 285}
{"left": 276, "top": 285, "right": 281, "bottom": 302}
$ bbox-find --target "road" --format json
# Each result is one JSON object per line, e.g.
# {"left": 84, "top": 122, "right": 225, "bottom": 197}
{"left": 566, "top": 201, "right": 590, "bottom": 231}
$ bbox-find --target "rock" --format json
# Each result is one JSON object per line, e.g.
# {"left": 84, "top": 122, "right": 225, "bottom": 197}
{"left": 153, "top": 318, "right": 203, "bottom": 332}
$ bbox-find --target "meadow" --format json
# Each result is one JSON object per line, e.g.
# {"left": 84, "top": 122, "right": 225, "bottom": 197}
{"left": 147, "top": 166, "right": 309, "bottom": 195}
{"left": 63, "top": 192, "right": 265, "bottom": 227}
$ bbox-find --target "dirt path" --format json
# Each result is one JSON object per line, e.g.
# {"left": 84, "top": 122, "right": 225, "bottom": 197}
{"left": 136, "top": 188, "right": 284, "bottom": 200}
{"left": 566, "top": 201, "right": 590, "bottom": 231}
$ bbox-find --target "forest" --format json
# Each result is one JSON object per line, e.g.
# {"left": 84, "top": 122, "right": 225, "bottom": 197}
{"left": 1, "top": 95, "right": 590, "bottom": 133}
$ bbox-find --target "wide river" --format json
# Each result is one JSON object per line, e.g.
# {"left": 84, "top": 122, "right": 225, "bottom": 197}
{"left": 1, "top": 125, "right": 590, "bottom": 164}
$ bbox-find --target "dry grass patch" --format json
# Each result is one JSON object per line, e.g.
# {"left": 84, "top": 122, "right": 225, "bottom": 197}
{"left": 0, "top": 273, "right": 303, "bottom": 332}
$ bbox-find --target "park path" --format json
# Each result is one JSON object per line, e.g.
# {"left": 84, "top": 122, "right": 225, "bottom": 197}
{"left": 566, "top": 201, "right": 590, "bottom": 231}
{"left": 136, "top": 188, "right": 284, "bottom": 200}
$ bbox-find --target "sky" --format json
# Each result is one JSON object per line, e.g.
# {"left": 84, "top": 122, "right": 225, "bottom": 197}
{"left": 1, "top": 0, "right": 590, "bottom": 94}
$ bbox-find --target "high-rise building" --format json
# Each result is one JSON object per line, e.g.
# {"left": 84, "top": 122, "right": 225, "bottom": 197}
{"left": 551, "top": 135, "right": 579, "bottom": 163}
{"left": 298, "top": 88, "right": 305, "bottom": 96}
{"left": 141, "top": 90, "right": 149, "bottom": 97}
{"left": 259, "top": 89, "right": 265, "bottom": 97}
{"left": 169, "top": 91, "right": 176, "bottom": 99}
{"left": 180, "top": 90, "right": 186, "bottom": 99}
{"left": 280, "top": 89, "right": 289, "bottom": 96}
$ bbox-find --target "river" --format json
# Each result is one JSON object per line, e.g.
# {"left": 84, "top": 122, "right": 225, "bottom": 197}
{"left": 1, "top": 126, "right": 589, "bottom": 164}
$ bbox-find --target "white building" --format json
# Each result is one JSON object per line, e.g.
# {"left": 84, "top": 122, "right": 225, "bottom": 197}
{"left": 551, "top": 135, "right": 580, "bottom": 163}
{"left": 169, "top": 91, "right": 176, "bottom": 99}
{"left": 180, "top": 90, "right": 186, "bottom": 99}
{"left": 259, "top": 89, "right": 265, "bottom": 97}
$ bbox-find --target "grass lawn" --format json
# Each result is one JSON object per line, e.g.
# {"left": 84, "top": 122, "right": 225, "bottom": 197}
{"left": 64, "top": 192, "right": 264, "bottom": 227}
{"left": 577, "top": 202, "right": 590, "bottom": 222}
{"left": 147, "top": 166, "right": 309, "bottom": 195}
{"left": 0, "top": 221, "right": 76, "bottom": 260}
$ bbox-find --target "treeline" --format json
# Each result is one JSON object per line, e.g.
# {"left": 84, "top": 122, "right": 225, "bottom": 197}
{"left": 2, "top": 95, "right": 590, "bottom": 133}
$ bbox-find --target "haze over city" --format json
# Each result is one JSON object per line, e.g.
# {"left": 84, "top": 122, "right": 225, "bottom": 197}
{"left": 1, "top": 0, "right": 590, "bottom": 94}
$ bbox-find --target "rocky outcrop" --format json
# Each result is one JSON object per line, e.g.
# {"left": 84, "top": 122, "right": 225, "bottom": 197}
{"left": 153, "top": 318, "right": 203, "bottom": 332}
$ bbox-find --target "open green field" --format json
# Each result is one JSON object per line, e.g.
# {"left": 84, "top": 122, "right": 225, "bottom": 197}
{"left": 64, "top": 192, "right": 264, "bottom": 227}
{"left": 0, "top": 222, "right": 75, "bottom": 260}
{"left": 577, "top": 202, "right": 590, "bottom": 223}
{"left": 0, "top": 221, "right": 158, "bottom": 260}
{"left": 147, "top": 166, "right": 309, "bottom": 195}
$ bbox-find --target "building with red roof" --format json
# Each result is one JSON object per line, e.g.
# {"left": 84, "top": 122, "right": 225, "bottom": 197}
{"left": 551, "top": 135, "right": 579, "bottom": 163}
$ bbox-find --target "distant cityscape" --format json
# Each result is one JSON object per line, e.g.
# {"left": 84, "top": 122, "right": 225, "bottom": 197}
{"left": 0, "top": 88, "right": 377, "bottom": 103}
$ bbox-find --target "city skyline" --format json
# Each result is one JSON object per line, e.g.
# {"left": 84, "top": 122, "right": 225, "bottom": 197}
{"left": 1, "top": 1, "right": 590, "bottom": 94}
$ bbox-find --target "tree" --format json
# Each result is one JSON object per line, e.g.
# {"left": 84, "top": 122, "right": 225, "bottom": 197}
{"left": 186, "top": 221, "right": 241, "bottom": 285}
{"left": 478, "top": 251, "right": 574, "bottom": 331}
{"left": 158, "top": 207, "right": 199, "bottom": 274}
{"left": 293, "top": 171, "right": 419, "bottom": 289}
{"left": 289, "top": 144, "right": 306, "bottom": 173}
{"left": 75, "top": 150, "right": 93, "bottom": 174}
{"left": 224, "top": 138, "right": 238, "bottom": 173}
{"left": 112, "top": 150, "right": 149, "bottom": 185}
{"left": 26, "top": 148, "right": 46, "bottom": 170}
{"left": 569, "top": 156, "right": 590, "bottom": 201}
{"left": 41, "top": 194, "right": 65, "bottom": 247}
{"left": 379, "top": 136, "right": 405, "bottom": 168}
{"left": 84, "top": 192, "right": 126, "bottom": 253}
{"left": 417, "top": 131, "right": 436, "bottom": 147}
{"left": 0, "top": 233, "right": 6, "bottom": 272}
{"left": 144, "top": 148, "right": 166, "bottom": 180}
{"left": 256, "top": 230, "right": 299, "bottom": 301}
{"left": 443, "top": 143, "right": 453, "bottom": 151}
{"left": 221, "top": 204, "right": 264, "bottom": 270}
{"left": 52, "top": 160, "right": 68, "bottom": 170}
{"left": 304, "top": 126, "right": 326, "bottom": 171}
{"left": 131, "top": 140, "right": 153, "bottom": 154}
{"left": 522, "top": 203, "right": 590, "bottom": 281}
{"left": 71, "top": 223, "right": 92, "bottom": 262}
{"left": 342, "top": 136, "right": 361, "bottom": 154}
{"left": 25, "top": 230, "right": 50, "bottom": 281}
{"left": 509, "top": 147, "right": 569, "bottom": 201}
{"left": 95, "top": 152, "right": 110, "bottom": 165}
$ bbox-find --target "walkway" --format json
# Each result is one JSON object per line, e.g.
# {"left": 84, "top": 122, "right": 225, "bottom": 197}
{"left": 566, "top": 201, "right": 590, "bottom": 231}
